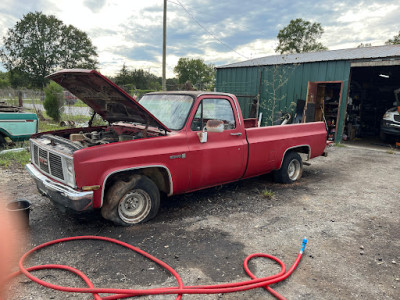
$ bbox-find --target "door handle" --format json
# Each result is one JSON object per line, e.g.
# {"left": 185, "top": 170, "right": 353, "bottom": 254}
{"left": 230, "top": 132, "right": 242, "bottom": 136}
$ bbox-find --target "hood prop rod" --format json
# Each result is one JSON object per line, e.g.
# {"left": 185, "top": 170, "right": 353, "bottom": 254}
{"left": 88, "top": 111, "right": 97, "bottom": 127}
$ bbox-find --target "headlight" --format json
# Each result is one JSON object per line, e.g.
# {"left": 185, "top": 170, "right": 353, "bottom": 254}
{"left": 383, "top": 112, "right": 391, "bottom": 119}
{"left": 64, "top": 158, "right": 76, "bottom": 187}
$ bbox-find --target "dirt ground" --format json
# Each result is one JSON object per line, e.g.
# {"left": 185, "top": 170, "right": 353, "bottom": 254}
{"left": 1, "top": 145, "right": 399, "bottom": 300}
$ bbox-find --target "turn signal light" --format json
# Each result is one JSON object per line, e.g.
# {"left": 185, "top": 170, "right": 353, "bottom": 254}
{"left": 82, "top": 185, "right": 100, "bottom": 191}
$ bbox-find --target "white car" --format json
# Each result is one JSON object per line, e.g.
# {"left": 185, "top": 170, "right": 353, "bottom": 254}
{"left": 380, "top": 107, "right": 400, "bottom": 142}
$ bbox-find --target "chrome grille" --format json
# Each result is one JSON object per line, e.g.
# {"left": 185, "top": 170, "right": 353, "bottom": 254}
{"left": 31, "top": 142, "right": 66, "bottom": 182}
{"left": 394, "top": 115, "right": 400, "bottom": 122}
{"left": 39, "top": 148, "right": 49, "bottom": 173}
{"left": 33, "top": 144, "right": 38, "bottom": 164}
{"left": 49, "top": 153, "right": 64, "bottom": 180}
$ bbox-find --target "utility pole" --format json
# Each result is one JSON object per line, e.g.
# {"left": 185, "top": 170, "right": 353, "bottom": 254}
{"left": 162, "top": 0, "right": 167, "bottom": 91}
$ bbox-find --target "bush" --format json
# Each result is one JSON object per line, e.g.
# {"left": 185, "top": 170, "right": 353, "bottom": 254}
{"left": 43, "top": 81, "right": 64, "bottom": 122}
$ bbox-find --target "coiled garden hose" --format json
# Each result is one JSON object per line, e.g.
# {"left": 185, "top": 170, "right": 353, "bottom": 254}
{"left": 8, "top": 236, "right": 308, "bottom": 300}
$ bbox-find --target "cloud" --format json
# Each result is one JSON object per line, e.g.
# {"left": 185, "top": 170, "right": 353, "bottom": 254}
{"left": 321, "top": 1, "right": 400, "bottom": 48}
{"left": 0, "top": 0, "right": 399, "bottom": 76}
{"left": 83, "top": 0, "right": 106, "bottom": 13}
{"left": 0, "top": 0, "right": 52, "bottom": 42}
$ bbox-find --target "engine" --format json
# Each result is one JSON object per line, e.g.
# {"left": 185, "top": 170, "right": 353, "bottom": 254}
{"left": 69, "top": 129, "right": 141, "bottom": 147}
{"left": 33, "top": 127, "right": 146, "bottom": 156}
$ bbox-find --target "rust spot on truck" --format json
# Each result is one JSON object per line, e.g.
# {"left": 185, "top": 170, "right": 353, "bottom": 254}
{"left": 207, "top": 120, "right": 224, "bottom": 128}
{"left": 206, "top": 120, "right": 224, "bottom": 133}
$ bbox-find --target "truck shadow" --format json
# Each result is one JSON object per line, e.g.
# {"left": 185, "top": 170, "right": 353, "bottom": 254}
{"left": 158, "top": 171, "right": 322, "bottom": 219}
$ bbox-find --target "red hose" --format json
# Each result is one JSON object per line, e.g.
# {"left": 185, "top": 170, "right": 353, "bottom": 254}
{"left": 8, "top": 236, "right": 307, "bottom": 300}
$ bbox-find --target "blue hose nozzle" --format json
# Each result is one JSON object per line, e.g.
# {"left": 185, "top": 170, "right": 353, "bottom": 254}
{"left": 300, "top": 237, "right": 307, "bottom": 254}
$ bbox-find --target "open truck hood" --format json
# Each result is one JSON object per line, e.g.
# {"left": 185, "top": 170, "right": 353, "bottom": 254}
{"left": 47, "top": 69, "right": 170, "bottom": 132}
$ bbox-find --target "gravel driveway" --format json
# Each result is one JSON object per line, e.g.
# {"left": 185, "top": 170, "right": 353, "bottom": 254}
{"left": 1, "top": 145, "right": 399, "bottom": 300}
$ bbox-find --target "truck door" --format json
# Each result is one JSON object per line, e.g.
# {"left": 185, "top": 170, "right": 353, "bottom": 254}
{"left": 187, "top": 97, "right": 247, "bottom": 190}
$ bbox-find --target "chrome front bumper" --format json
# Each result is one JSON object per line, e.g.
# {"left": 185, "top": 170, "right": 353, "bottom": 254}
{"left": 26, "top": 163, "right": 93, "bottom": 211}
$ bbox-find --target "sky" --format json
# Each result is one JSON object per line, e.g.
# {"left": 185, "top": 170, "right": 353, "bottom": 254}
{"left": 0, "top": 0, "right": 399, "bottom": 78}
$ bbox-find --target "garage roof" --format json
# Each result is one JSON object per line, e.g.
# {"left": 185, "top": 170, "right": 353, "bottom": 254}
{"left": 217, "top": 45, "right": 400, "bottom": 69}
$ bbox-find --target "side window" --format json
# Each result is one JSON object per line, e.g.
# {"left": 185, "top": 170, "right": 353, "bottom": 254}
{"left": 191, "top": 98, "right": 236, "bottom": 131}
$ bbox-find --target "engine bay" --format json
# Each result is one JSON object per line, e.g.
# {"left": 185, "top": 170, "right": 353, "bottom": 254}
{"left": 33, "top": 125, "right": 163, "bottom": 155}
{"left": 69, "top": 127, "right": 143, "bottom": 146}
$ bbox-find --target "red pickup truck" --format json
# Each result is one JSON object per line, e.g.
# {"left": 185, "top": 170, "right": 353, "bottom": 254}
{"left": 26, "top": 69, "right": 327, "bottom": 226}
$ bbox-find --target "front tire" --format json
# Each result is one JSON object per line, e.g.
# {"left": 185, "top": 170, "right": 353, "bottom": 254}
{"left": 101, "top": 175, "right": 160, "bottom": 226}
{"left": 274, "top": 151, "right": 303, "bottom": 184}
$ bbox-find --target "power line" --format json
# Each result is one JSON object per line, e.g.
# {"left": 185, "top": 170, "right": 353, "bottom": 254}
{"left": 168, "top": 0, "right": 249, "bottom": 60}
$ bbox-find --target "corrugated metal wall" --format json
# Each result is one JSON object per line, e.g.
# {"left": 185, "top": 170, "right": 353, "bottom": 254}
{"left": 216, "top": 60, "right": 351, "bottom": 141}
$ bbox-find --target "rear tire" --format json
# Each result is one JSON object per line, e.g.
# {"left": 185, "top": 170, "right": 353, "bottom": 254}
{"left": 101, "top": 175, "right": 160, "bottom": 226}
{"left": 274, "top": 151, "right": 303, "bottom": 184}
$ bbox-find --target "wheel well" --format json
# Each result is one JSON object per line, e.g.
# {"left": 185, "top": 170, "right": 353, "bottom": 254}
{"left": 0, "top": 133, "right": 7, "bottom": 145}
{"left": 104, "top": 167, "right": 171, "bottom": 197}
{"left": 0, "top": 128, "right": 10, "bottom": 138}
{"left": 291, "top": 146, "right": 310, "bottom": 158}
{"left": 278, "top": 145, "right": 310, "bottom": 169}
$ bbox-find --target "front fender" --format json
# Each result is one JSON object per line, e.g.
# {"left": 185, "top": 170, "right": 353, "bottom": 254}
{"left": 94, "top": 165, "right": 174, "bottom": 208}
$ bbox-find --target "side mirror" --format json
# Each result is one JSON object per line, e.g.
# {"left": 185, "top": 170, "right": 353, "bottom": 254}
{"left": 197, "top": 131, "right": 208, "bottom": 143}
{"left": 197, "top": 120, "right": 224, "bottom": 143}
{"left": 205, "top": 120, "right": 224, "bottom": 133}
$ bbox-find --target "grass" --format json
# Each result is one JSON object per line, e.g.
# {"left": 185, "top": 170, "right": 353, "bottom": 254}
{"left": 262, "top": 189, "right": 275, "bottom": 199}
{"left": 335, "top": 143, "right": 347, "bottom": 147}
{"left": 38, "top": 115, "right": 106, "bottom": 132}
{"left": 0, "top": 144, "right": 30, "bottom": 168}
{"left": 73, "top": 99, "right": 89, "bottom": 107}
{"left": 39, "top": 122, "right": 65, "bottom": 132}
{"left": 386, "top": 147, "right": 396, "bottom": 154}
{"left": 34, "top": 108, "right": 106, "bottom": 132}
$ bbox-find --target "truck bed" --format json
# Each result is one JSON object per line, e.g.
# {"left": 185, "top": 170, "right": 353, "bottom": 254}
{"left": 243, "top": 122, "right": 327, "bottom": 178}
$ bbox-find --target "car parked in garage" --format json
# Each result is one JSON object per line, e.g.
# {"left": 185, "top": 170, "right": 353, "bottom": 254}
{"left": 380, "top": 88, "right": 400, "bottom": 142}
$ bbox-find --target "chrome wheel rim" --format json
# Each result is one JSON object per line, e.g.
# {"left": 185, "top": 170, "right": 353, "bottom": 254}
{"left": 288, "top": 159, "right": 301, "bottom": 181}
{"left": 118, "top": 189, "right": 151, "bottom": 224}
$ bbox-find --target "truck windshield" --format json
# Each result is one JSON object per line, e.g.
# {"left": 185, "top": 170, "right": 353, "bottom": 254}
{"left": 140, "top": 94, "right": 194, "bottom": 130}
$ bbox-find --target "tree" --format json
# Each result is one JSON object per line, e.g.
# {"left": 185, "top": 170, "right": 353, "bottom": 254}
{"left": 130, "top": 69, "right": 161, "bottom": 90}
{"left": 8, "top": 69, "right": 30, "bottom": 88}
{"left": 275, "top": 18, "right": 328, "bottom": 54}
{"left": 43, "top": 81, "right": 64, "bottom": 122}
{"left": 114, "top": 65, "right": 162, "bottom": 92}
{"left": 114, "top": 64, "right": 131, "bottom": 86}
{"left": 0, "top": 71, "right": 10, "bottom": 89}
{"left": 385, "top": 31, "right": 400, "bottom": 45}
{"left": 173, "top": 58, "right": 215, "bottom": 90}
{"left": 357, "top": 43, "right": 372, "bottom": 48}
{"left": 166, "top": 78, "right": 179, "bottom": 91}
{"left": 0, "top": 11, "right": 98, "bottom": 89}
{"left": 260, "top": 65, "right": 297, "bottom": 126}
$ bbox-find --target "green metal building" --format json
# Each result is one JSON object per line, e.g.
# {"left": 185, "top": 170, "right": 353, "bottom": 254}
{"left": 216, "top": 45, "right": 400, "bottom": 142}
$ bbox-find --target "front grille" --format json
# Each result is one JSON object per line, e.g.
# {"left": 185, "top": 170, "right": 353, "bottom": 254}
{"left": 39, "top": 148, "right": 49, "bottom": 173}
{"left": 33, "top": 144, "right": 39, "bottom": 164}
{"left": 394, "top": 115, "right": 400, "bottom": 122}
{"left": 49, "top": 152, "right": 64, "bottom": 180}
{"left": 31, "top": 141, "right": 70, "bottom": 184}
